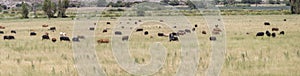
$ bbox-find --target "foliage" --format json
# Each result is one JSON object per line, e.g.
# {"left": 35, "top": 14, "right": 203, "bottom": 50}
{"left": 21, "top": 2, "right": 29, "bottom": 18}
{"left": 43, "top": 0, "right": 57, "bottom": 19}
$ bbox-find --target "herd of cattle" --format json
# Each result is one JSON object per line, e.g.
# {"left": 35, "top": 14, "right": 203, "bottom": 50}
{"left": 0, "top": 24, "right": 72, "bottom": 42}
{"left": 0, "top": 18, "right": 287, "bottom": 43}
{"left": 255, "top": 21, "right": 285, "bottom": 38}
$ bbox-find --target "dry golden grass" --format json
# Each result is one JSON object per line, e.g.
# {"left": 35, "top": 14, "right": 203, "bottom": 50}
{"left": 0, "top": 15, "right": 300, "bottom": 76}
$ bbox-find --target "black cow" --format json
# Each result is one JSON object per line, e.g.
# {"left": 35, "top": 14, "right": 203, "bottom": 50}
{"left": 271, "top": 33, "right": 276, "bottom": 37}
{"left": 266, "top": 30, "right": 271, "bottom": 37}
{"left": 0, "top": 31, "right": 4, "bottom": 34}
{"left": 30, "top": 32, "right": 37, "bottom": 36}
{"left": 195, "top": 24, "right": 198, "bottom": 27}
{"left": 3, "top": 35, "right": 14, "bottom": 40}
{"left": 42, "top": 35, "right": 50, "bottom": 40}
{"left": 136, "top": 28, "right": 143, "bottom": 32}
{"left": 158, "top": 33, "right": 164, "bottom": 36}
{"left": 60, "top": 36, "right": 70, "bottom": 41}
{"left": 209, "top": 36, "right": 217, "bottom": 41}
{"left": 107, "top": 22, "right": 111, "bottom": 24}
{"left": 202, "top": 31, "right": 207, "bottom": 34}
{"left": 11, "top": 30, "right": 16, "bottom": 34}
{"left": 279, "top": 31, "right": 285, "bottom": 35}
{"left": 144, "top": 31, "right": 149, "bottom": 35}
{"left": 49, "top": 27, "right": 56, "bottom": 31}
{"left": 89, "top": 27, "right": 95, "bottom": 30}
{"left": 256, "top": 32, "right": 264, "bottom": 36}
{"left": 115, "top": 31, "right": 122, "bottom": 35}
{"left": 122, "top": 36, "right": 129, "bottom": 41}
{"left": 284, "top": 19, "right": 287, "bottom": 21}
{"left": 264, "top": 22, "right": 270, "bottom": 25}
{"left": 169, "top": 33, "right": 178, "bottom": 41}
{"left": 192, "top": 28, "right": 195, "bottom": 31}
{"left": 103, "top": 29, "right": 107, "bottom": 33}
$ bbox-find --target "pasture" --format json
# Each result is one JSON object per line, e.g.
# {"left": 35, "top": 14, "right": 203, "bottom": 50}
{"left": 0, "top": 15, "right": 300, "bottom": 76}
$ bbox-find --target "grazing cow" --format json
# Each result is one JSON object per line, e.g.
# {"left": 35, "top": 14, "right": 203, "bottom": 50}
{"left": 97, "top": 39, "right": 109, "bottom": 43}
{"left": 0, "top": 26, "right": 5, "bottom": 29}
{"left": 60, "top": 32, "right": 67, "bottom": 37}
{"left": 103, "top": 29, "right": 108, "bottom": 33}
{"left": 51, "top": 38, "right": 57, "bottom": 42}
{"left": 144, "top": 31, "right": 149, "bottom": 35}
{"left": 3, "top": 35, "right": 14, "bottom": 40}
{"left": 192, "top": 28, "right": 195, "bottom": 31}
{"left": 195, "top": 24, "right": 197, "bottom": 27}
{"left": 169, "top": 33, "right": 178, "bottom": 41}
{"left": 256, "top": 32, "right": 264, "bottom": 36}
{"left": 135, "top": 22, "right": 138, "bottom": 24}
{"left": 264, "top": 21, "right": 270, "bottom": 25}
{"left": 107, "top": 22, "right": 111, "bottom": 24}
{"left": 138, "top": 20, "right": 142, "bottom": 22}
{"left": 30, "top": 32, "right": 37, "bottom": 36}
{"left": 77, "top": 35, "right": 85, "bottom": 39}
{"left": 185, "top": 29, "right": 191, "bottom": 33}
{"left": 115, "top": 31, "right": 122, "bottom": 35}
{"left": 209, "top": 36, "right": 217, "bottom": 41}
{"left": 177, "top": 30, "right": 186, "bottom": 35}
{"left": 89, "top": 27, "right": 95, "bottom": 30}
{"left": 171, "top": 32, "right": 178, "bottom": 36}
{"left": 159, "top": 20, "right": 164, "bottom": 22}
{"left": 202, "top": 31, "right": 207, "bottom": 34}
{"left": 49, "top": 27, "right": 56, "bottom": 31}
{"left": 11, "top": 30, "right": 16, "bottom": 34}
{"left": 272, "top": 28, "right": 279, "bottom": 31}
{"left": 136, "top": 28, "right": 143, "bottom": 32}
{"left": 246, "top": 32, "right": 250, "bottom": 35}
{"left": 173, "top": 26, "right": 176, "bottom": 28}
{"left": 42, "top": 24, "right": 48, "bottom": 27}
{"left": 279, "top": 31, "right": 285, "bottom": 35}
{"left": 122, "top": 36, "right": 129, "bottom": 41}
{"left": 0, "top": 31, "right": 4, "bottom": 34}
{"left": 283, "top": 19, "right": 287, "bottom": 21}
{"left": 72, "top": 37, "right": 80, "bottom": 42}
{"left": 266, "top": 30, "right": 271, "bottom": 37}
{"left": 158, "top": 33, "right": 165, "bottom": 36}
{"left": 212, "top": 31, "right": 220, "bottom": 35}
{"left": 121, "top": 26, "right": 125, "bottom": 29}
{"left": 42, "top": 35, "right": 50, "bottom": 40}
{"left": 271, "top": 33, "right": 276, "bottom": 37}
{"left": 60, "top": 36, "right": 70, "bottom": 41}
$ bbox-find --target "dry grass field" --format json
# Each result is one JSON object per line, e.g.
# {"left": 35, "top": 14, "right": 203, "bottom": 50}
{"left": 0, "top": 15, "right": 300, "bottom": 76}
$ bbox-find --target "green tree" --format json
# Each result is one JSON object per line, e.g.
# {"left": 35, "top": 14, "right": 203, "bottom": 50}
{"left": 43, "top": 0, "right": 57, "bottom": 19}
{"left": 21, "top": 2, "right": 29, "bottom": 18}
{"left": 160, "top": 0, "right": 170, "bottom": 4}
{"left": 186, "top": 0, "right": 196, "bottom": 9}
{"left": 169, "top": 0, "right": 179, "bottom": 6}
{"left": 58, "top": 0, "right": 69, "bottom": 18}
{"left": 290, "top": 0, "right": 300, "bottom": 14}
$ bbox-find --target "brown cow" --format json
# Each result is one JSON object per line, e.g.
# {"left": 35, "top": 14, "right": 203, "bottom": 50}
{"left": 202, "top": 31, "right": 207, "bottom": 34}
{"left": 97, "top": 39, "right": 109, "bottom": 43}
{"left": 52, "top": 38, "right": 57, "bottom": 42}
{"left": 272, "top": 28, "right": 279, "bottom": 31}
{"left": 0, "top": 26, "right": 5, "bottom": 29}
{"left": 42, "top": 24, "right": 48, "bottom": 27}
